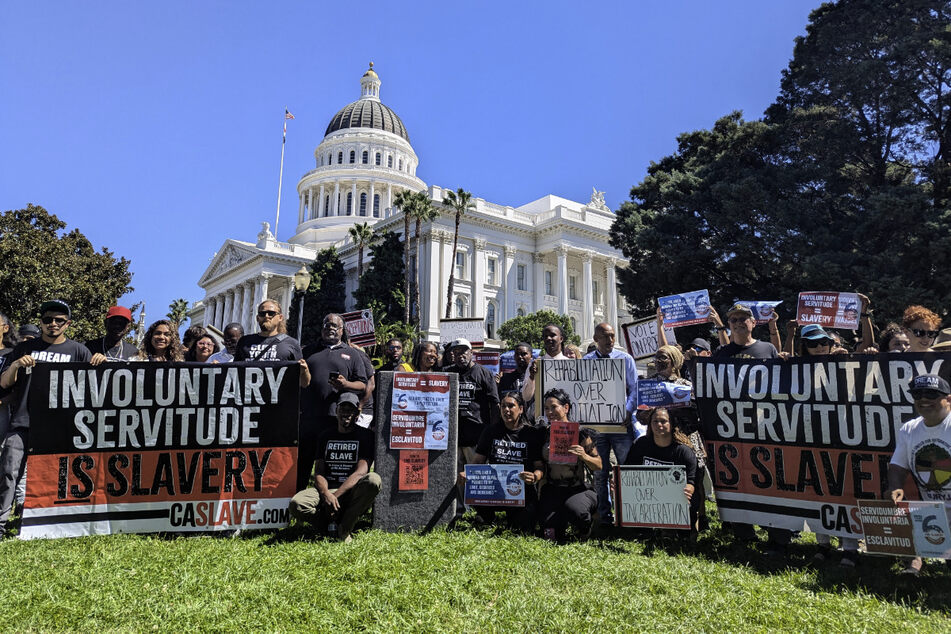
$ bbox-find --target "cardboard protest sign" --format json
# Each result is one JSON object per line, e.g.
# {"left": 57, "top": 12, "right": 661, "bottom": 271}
{"left": 398, "top": 450, "right": 429, "bottom": 492}
{"left": 464, "top": 464, "right": 525, "bottom": 507}
{"left": 636, "top": 379, "right": 692, "bottom": 409}
{"left": 392, "top": 373, "right": 451, "bottom": 450}
{"left": 694, "top": 353, "right": 950, "bottom": 538}
{"left": 535, "top": 358, "right": 628, "bottom": 433}
{"left": 658, "top": 290, "right": 711, "bottom": 328}
{"left": 439, "top": 317, "right": 485, "bottom": 349}
{"left": 21, "top": 362, "right": 300, "bottom": 539}
{"left": 735, "top": 301, "right": 782, "bottom": 325}
{"left": 548, "top": 421, "right": 580, "bottom": 464}
{"left": 473, "top": 351, "right": 500, "bottom": 375}
{"left": 614, "top": 465, "right": 691, "bottom": 529}
{"left": 859, "top": 500, "right": 951, "bottom": 559}
{"left": 622, "top": 317, "right": 677, "bottom": 361}
{"left": 797, "top": 292, "right": 860, "bottom": 330}
{"left": 341, "top": 309, "right": 376, "bottom": 346}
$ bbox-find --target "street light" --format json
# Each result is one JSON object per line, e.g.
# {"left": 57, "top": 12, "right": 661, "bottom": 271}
{"left": 293, "top": 265, "right": 312, "bottom": 342}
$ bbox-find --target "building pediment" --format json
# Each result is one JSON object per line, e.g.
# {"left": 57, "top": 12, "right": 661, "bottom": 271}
{"left": 198, "top": 240, "right": 258, "bottom": 287}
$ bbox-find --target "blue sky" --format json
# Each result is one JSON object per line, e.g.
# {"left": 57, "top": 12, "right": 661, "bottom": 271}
{"left": 0, "top": 1, "right": 821, "bottom": 321}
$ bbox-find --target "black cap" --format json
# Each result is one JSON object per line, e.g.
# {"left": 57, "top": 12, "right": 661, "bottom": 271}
{"left": 18, "top": 324, "right": 40, "bottom": 338}
{"left": 910, "top": 374, "right": 951, "bottom": 396}
{"left": 330, "top": 392, "right": 361, "bottom": 416}
{"left": 39, "top": 299, "right": 71, "bottom": 318}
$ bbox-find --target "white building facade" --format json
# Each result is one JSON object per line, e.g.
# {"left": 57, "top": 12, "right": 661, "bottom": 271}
{"left": 192, "top": 64, "right": 630, "bottom": 345}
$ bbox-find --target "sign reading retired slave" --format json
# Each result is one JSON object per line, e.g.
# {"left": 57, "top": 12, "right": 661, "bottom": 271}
{"left": 535, "top": 358, "right": 627, "bottom": 433}
{"left": 22, "top": 362, "right": 300, "bottom": 539}
{"left": 614, "top": 465, "right": 691, "bottom": 529}
{"left": 694, "top": 353, "right": 949, "bottom": 539}
{"left": 622, "top": 317, "right": 677, "bottom": 361}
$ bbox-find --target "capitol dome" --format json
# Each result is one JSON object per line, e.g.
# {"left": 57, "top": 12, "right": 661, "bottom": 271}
{"left": 325, "top": 99, "right": 410, "bottom": 142}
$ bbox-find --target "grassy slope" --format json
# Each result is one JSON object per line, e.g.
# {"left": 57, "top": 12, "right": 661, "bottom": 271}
{"left": 1, "top": 521, "right": 949, "bottom": 632}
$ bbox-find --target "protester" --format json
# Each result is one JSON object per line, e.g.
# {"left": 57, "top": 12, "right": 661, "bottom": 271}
{"left": 538, "top": 389, "right": 600, "bottom": 542}
{"left": 181, "top": 325, "right": 207, "bottom": 355}
{"left": 625, "top": 407, "right": 698, "bottom": 539}
{"left": 681, "top": 337, "right": 712, "bottom": 384}
{"left": 234, "top": 300, "right": 302, "bottom": 361}
{"left": 448, "top": 337, "right": 500, "bottom": 453}
{"left": 17, "top": 325, "right": 39, "bottom": 341}
{"left": 349, "top": 340, "right": 376, "bottom": 429}
{"left": 136, "top": 319, "right": 184, "bottom": 362}
{"left": 902, "top": 305, "right": 941, "bottom": 353}
{"left": 185, "top": 333, "right": 220, "bottom": 362}
{"left": 878, "top": 323, "right": 910, "bottom": 353}
{"left": 583, "top": 322, "right": 639, "bottom": 527}
{"left": 378, "top": 338, "right": 407, "bottom": 372}
{"left": 0, "top": 300, "right": 100, "bottom": 537}
{"left": 887, "top": 374, "right": 951, "bottom": 576}
{"left": 208, "top": 322, "right": 244, "bottom": 363}
{"left": 408, "top": 340, "right": 440, "bottom": 373}
{"left": 0, "top": 313, "right": 16, "bottom": 356}
{"left": 298, "top": 313, "right": 368, "bottom": 491}
{"left": 499, "top": 343, "right": 534, "bottom": 418}
{"left": 86, "top": 306, "right": 138, "bottom": 362}
{"left": 288, "top": 393, "right": 380, "bottom": 543}
{"left": 563, "top": 343, "right": 582, "bottom": 360}
{"left": 522, "top": 323, "right": 568, "bottom": 408}
{"left": 462, "top": 391, "right": 545, "bottom": 533}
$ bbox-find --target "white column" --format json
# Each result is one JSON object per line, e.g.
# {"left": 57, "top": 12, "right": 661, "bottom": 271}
{"left": 243, "top": 281, "right": 255, "bottom": 333}
{"left": 503, "top": 245, "right": 516, "bottom": 322}
{"left": 256, "top": 274, "right": 271, "bottom": 310}
{"left": 351, "top": 181, "right": 357, "bottom": 216}
{"left": 472, "top": 239, "right": 485, "bottom": 319}
{"left": 318, "top": 184, "right": 325, "bottom": 217}
{"left": 215, "top": 295, "right": 225, "bottom": 329}
{"left": 387, "top": 183, "right": 393, "bottom": 215}
{"left": 222, "top": 292, "right": 234, "bottom": 329}
{"left": 282, "top": 281, "right": 293, "bottom": 316}
{"left": 333, "top": 180, "right": 340, "bottom": 216}
{"left": 369, "top": 180, "right": 375, "bottom": 218}
{"left": 232, "top": 284, "right": 244, "bottom": 327}
{"left": 582, "top": 252, "right": 594, "bottom": 340}
{"left": 533, "top": 252, "right": 545, "bottom": 312}
{"left": 556, "top": 245, "right": 568, "bottom": 315}
{"left": 298, "top": 193, "right": 304, "bottom": 225}
{"left": 440, "top": 231, "right": 453, "bottom": 318}
{"left": 425, "top": 232, "right": 441, "bottom": 334}
{"left": 606, "top": 258, "right": 618, "bottom": 334}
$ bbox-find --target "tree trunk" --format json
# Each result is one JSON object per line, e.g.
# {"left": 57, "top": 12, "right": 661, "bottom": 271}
{"left": 404, "top": 214, "right": 411, "bottom": 324}
{"left": 414, "top": 217, "right": 422, "bottom": 328}
{"left": 444, "top": 211, "right": 461, "bottom": 319}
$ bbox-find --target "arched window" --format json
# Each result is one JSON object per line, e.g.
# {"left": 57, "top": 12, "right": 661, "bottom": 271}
{"left": 327, "top": 153, "right": 332, "bottom": 165}
{"left": 517, "top": 307, "right": 525, "bottom": 318}
{"left": 349, "top": 150, "right": 356, "bottom": 164}
{"left": 324, "top": 195, "right": 330, "bottom": 217}
{"left": 455, "top": 297, "right": 465, "bottom": 318}
{"left": 359, "top": 193, "right": 367, "bottom": 216}
{"left": 375, "top": 152, "right": 381, "bottom": 166}
{"left": 570, "top": 316, "right": 577, "bottom": 333}
{"left": 346, "top": 192, "right": 353, "bottom": 215}
{"left": 319, "top": 155, "right": 324, "bottom": 166}
{"left": 387, "top": 155, "right": 393, "bottom": 168}
{"left": 486, "top": 303, "right": 496, "bottom": 340}
{"left": 362, "top": 150, "right": 368, "bottom": 164}
{"left": 398, "top": 158, "right": 403, "bottom": 171}
{"left": 337, "top": 151, "right": 343, "bottom": 164}
{"left": 373, "top": 194, "right": 380, "bottom": 217}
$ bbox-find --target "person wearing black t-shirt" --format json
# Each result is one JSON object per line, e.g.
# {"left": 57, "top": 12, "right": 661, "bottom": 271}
{"left": 498, "top": 343, "right": 534, "bottom": 420}
{"left": 288, "top": 393, "right": 380, "bottom": 542}
{"left": 86, "top": 305, "right": 138, "bottom": 362}
{"left": 0, "top": 300, "right": 99, "bottom": 536}
{"left": 463, "top": 392, "right": 544, "bottom": 532}
{"left": 234, "top": 299, "right": 303, "bottom": 362}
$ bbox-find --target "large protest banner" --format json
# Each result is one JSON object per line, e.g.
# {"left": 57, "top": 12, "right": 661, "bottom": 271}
{"left": 694, "top": 353, "right": 950, "bottom": 539}
{"left": 535, "top": 358, "right": 627, "bottom": 433}
{"left": 22, "top": 362, "right": 300, "bottom": 539}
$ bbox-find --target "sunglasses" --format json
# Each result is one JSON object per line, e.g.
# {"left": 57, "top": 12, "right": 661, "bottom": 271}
{"left": 803, "top": 339, "right": 832, "bottom": 348}
{"left": 257, "top": 310, "right": 279, "bottom": 319}
{"left": 40, "top": 316, "right": 68, "bottom": 326}
{"left": 910, "top": 329, "right": 939, "bottom": 339}
{"left": 912, "top": 389, "right": 946, "bottom": 401}
{"left": 691, "top": 346, "right": 707, "bottom": 353}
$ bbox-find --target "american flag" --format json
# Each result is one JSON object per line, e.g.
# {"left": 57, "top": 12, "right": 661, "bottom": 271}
{"left": 285, "top": 109, "right": 295, "bottom": 120}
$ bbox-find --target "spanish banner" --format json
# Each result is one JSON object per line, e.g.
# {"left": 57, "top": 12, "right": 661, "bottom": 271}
{"left": 21, "top": 362, "right": 300, "bottom": 539}
{"left": 694, "top": 353, "right": 950, "bottom": 539}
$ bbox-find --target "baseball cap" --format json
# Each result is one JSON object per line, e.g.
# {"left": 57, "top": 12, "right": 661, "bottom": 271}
{"left": 690, "top": 338, "right": 711, "bottom": 352}
{"left": 330, "top": 392, "right": 361, "bottom": 416}
{"left": 910, "top": 374, "right": 951, "bottom": 396}
{"left": 448, "top": 338, "right": 472, "bottom": 351}
{"left": 38, "top": 300, "right": 71, "bottom": 318}
{"left": 800, "top": 324, "right": 834, "bottom": 341}
{"left": 725, "top": 303, "right": 753, "bottom": 318}
{"left": 106, "top": 306, "right": 133, "bottom": 322}
{"left": 18, "top": 324, "right": 40, "bottom": 338}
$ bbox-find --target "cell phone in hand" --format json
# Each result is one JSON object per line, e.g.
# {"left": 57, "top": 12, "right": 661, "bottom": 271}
{"left": 329, "top": 372, "right": 341, "bottom": 380}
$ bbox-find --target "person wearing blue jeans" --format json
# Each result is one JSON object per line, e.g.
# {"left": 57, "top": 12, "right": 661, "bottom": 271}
{"left": 583, "top": 322, "right": 639, "bottom": 525}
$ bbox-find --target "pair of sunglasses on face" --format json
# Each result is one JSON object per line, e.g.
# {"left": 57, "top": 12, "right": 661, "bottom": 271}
{"left": 803, "top": 338, "right": 833, "bottom": 348}
{"left": 910, "top": 328, "right": 939, "bottom": 339}
{"left": 911, "top": 389, "right": 946, "bottom": 401}
{"left": 257, "top": 310, "right": 280, "bottom": 319}
{"left": 40, "top": 316, "right": 68, "bottom": 326}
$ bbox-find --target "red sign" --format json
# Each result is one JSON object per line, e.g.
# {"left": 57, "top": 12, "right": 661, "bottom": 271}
{"left": 341, "top": 309, "right": 376, "bottom": 347}
{"left": 549, "top": 421, "right": 580, "bottom": 464}
{"left": 390, "top": 411, "right": 427, "bottom": 449}
{"left": 398, "top": 450, "right": 429, "bottom": 491}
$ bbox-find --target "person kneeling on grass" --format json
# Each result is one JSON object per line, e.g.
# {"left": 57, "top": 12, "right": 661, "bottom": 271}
{"left": 289, "top": 393, "right": 381, "bottom": 543}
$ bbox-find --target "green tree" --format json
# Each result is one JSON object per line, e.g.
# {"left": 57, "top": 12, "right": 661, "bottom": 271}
{"left": 286, "top": 246, "right": 346, "bottom": 345}
{"left": 408, "top": 191, "right": 439, "bottom": 327}
{"left": 442, "top": 188, "right": 475, "bottom": 319}
{"left": 0, "top": 204, "right": 134, "bottom": 341}
{"left": 354, "top": 231, "right": 406, "bottom": 328}
{"left": 497, "top": 309, "right": 580, "bottom": 350}
{"left": 166, "top": 299, "right": 190, "bottom": 331}
{"left": 347, "top": 221, "right": 378, "bottom": 281}
{"left": 392, "top": 189, "right": 415, "bottom": 324}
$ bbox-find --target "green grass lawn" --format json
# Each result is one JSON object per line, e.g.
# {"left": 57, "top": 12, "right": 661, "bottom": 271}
{"left": 1, "top": 513, "right": 949, "bottom": 632}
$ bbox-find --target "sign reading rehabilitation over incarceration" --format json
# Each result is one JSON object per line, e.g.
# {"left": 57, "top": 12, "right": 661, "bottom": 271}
{"left": 22, "top": 362, "right": 300, "bottom": 539}
{"left": 535, "top": 358, "right": 628, "bottom": 433}
{"left": 341, "top": 309, "right": 376, "bottom": 347}
{"left": 859, "top": 500, "right": 951, "bottom": 559}
{"left": 796, "top": 291, "right": 860, "bottom": 330}
{"left": 614, "top": 465, "right": 691, "bottom": 529}
{"left": 622, "top": 317, "right": 677, "bottom": 361}
{"left": 658, "top": 289, "right": 711, "bottom": 328}
{"left": 694, "top": 353, "right": 950, "bottom": 539}
{"left": 464, "top": 464, "right": 525, "bottom": 507}
{"left": 391, "top": 373, "right": 451, "bottom": 451}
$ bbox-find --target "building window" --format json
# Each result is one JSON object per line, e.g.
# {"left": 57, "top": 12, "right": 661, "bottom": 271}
{"left": 487, "top": 258, "right": 497, "bottom": 285}
{"left": 349, "top": 150, "right": 356, "bottom": 164}
{"left": 455, "top": 251, "right": 466, "bottom": 280}
{"left": 569, "top": 275, "right": 577, "bottom": 300}
{"left": 398, "top": 158, "right": 403, "bottom": 171}
{"left": 337, "top": 151, "right": 343, "bottom": 164}
{"left": 517, "top": 264, "right": 527, "bottom": 291}
{"left": 328, "top": 153, "right": 332, "bottom": 165}
{"left": 373, "top": 194, "right": 380, "bottom": 217}
{"left": 455, "top": 296, "right": 466, "bottom": 318}
{"left": 517, "top": 307, "right": 525, "bottom": 318}
{"left": 545, "top": 271, "right": 553, "bottom": 296}
{"left": 362, "top": 150, "right": 369, "bottom": 164}
{"left": 359, "top": 193, "right": 367, "bottom": 216}
{"left": 570, "top": 316, "right": 577, "bottom": 332}
{"left": 346, "top": 192, "right": 353, "bottom": 215}
{"left": 486, "top": 303, "right": 496, "bottom": 340}
{"left": 387, "top": 155, "right": 393, "bottom": 168}
{"left": 319, "top": 155, "right": 324, "bottom": 166}
{"left": 324, "top": 195, "right": 330, "bottom": 217}
{"left": 593, "top": 280, "right": 600, "bottom": 303}
{"left": 375, "top": 152, "right": 381, "bottom": 166}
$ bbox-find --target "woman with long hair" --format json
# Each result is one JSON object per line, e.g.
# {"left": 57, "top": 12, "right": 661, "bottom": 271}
{"left": 409, "top": 340, "right": 440, "bottom": 372}
{"left": 185, "top": 333, "right": 220, "bottom": 363}
{"left": 136, "top": 320, "right": 184, "bottom": 362}
{"left": 879, "top": 322, "right": 911, "bottom": 353}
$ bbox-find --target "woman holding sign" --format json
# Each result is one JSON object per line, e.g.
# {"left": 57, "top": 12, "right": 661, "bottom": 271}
{"left": 538, "top": 388, "right": 601, "bottom": 542}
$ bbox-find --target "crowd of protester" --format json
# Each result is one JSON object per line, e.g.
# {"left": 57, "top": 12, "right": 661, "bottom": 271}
{"left": 0, "top": 293, "right": 948, "bottom": 576}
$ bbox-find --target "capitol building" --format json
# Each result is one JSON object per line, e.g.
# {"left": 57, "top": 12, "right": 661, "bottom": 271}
{"left": 191, "top": 64, "right": 630, "bottom": 346}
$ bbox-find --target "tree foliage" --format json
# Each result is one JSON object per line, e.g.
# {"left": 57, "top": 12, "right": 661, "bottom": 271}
{"left": 166, "top": 299, "right": 190, "bottom": 331}
{"left": 0, "top": 204, "right": 134, "bottom": 341}
{"left": 610, "top": 0, "right": 951, "bottom": 327}
{"left": 354, "top": 231, "right": 406, "bottom": 330}
{"left": 497, "top": 309, "right": 581, "bottom": 350}
{"left": 442, "top": 188, "right": 475, "bottom": 319}
{"left": 286, "top": 246, "right": 346, "bottom": 346}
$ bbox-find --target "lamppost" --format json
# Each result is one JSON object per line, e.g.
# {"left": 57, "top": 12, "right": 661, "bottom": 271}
{"left": 293, "top": 265, "right": 312, "bottom": 342}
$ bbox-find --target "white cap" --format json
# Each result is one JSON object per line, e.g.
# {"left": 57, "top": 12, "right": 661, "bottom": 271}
{"left": 448, "top": 337, "right": 472, "bottom": 351}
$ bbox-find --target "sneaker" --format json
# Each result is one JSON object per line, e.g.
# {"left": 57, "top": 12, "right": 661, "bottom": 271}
{"left": 838, "top": 552, "right": 858, "bottom": 568}
{"left": 812, "top": 546, "right": 831, "bottom": 563}
{"left": 901, "top": 557, "right": 923, "bottom": 576}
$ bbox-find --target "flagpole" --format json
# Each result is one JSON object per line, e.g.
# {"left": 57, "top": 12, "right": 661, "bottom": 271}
{"left": 274, "top": 107, "right": 290, "bottom": 239}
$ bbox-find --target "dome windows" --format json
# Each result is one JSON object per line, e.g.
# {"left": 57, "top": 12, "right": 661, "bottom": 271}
{"left": 387, "top": 155, "right": 393, "bottom": 168}
{"left": 337, "top": 151, "right": 343, "bottom": 164}
{"left": 375, "top": 152, "right": 381, "bottom": 166}
{"left": 362, "top": 150, "right": 369, "bottom": 164}
{"left": 349, "top": 150, "right": 356, "bottom": 164}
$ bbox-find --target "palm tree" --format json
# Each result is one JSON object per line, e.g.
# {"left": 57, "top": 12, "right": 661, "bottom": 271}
{"left": 392, "top": 189, "right": 416, "bottom": 324}
{"left": 166, "top": 298, "right": 190, "bottom": 331}
{"left": 409, "top": 191, "right": 439, "bottom": 327}
{"left": 442, "top": 188, "right": 475, "bottom": 319}
{"left": 347, "top": 221, "right": 377, "bottom": 281}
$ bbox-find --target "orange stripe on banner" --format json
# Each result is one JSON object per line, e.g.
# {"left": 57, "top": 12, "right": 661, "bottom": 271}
{"left": 26, "top": 447, "right": 297, "bottom": 509}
